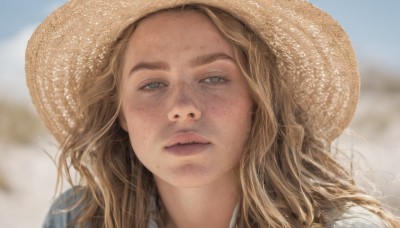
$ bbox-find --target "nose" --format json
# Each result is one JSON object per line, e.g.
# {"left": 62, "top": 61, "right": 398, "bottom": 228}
{"left": 167, "top": 85, "right": 201, "bottom": 122}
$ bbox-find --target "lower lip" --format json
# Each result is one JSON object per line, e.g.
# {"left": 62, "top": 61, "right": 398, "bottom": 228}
{"left": 165, "top": 143, "right": 210, "bottom": 156}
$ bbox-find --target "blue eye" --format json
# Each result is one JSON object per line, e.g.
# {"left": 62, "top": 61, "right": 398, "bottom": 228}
{"left": 147, "top": 82, "right": 162, "bottom": 89}
{"left": 203, "top": 76, "right": 227, "bottom": 84}
{"left": 141, "top": 82, "right": 165, "bottom": 91}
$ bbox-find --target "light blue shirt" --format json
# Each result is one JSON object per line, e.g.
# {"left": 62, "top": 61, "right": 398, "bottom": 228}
{"left": 43, "top": 189, "right": 389, "bottom": 228}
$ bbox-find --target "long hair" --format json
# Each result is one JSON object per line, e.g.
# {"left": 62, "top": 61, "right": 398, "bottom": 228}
{"left": 57, "top": 4, "right": 399, "bottom": 228}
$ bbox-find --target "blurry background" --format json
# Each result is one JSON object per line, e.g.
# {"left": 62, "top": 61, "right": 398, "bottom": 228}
{"left": 0, "top": 1, "right": 399, "bottom": 227}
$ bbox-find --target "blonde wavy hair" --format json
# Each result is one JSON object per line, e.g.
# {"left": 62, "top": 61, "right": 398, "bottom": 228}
{"left": 57, "top": 4, "right": 399, "bottom": 228}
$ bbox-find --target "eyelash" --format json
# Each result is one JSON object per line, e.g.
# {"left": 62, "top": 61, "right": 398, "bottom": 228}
{"left": 139, "top": 81, "right": 166, "bottom": 91}
{"left": 201, "top": 75, "right": 228, "bottom": 84}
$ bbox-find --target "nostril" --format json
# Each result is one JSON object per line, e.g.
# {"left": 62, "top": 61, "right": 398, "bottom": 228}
{"left": 172, "top": 112, "right": 196, "bottom": 120}
{"left": 169, "top": 108, "right": 201, "bottom": 121}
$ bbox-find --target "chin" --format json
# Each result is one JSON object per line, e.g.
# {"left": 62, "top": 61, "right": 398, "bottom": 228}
{"left": 156, "top": 164, "right": 223, "bottom": 188}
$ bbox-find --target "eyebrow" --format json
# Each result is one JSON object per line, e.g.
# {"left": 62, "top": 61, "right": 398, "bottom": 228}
{"left": 129, "top": 61, "right": 169, "bottom": 76}
{"left": 128, "top": 52, "right": 235, "bottom": 76}
{"left": 190, "top": 52, "right": 236, "bottom": 67}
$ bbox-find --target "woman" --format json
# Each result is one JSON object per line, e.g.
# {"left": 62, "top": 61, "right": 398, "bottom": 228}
{"left": 26, "top": 0, "right": 399, "bottom": 227}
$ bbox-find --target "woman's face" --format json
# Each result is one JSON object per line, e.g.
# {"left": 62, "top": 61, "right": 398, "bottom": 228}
{"left": 119, "top": 11, "right": 253, "bottom": 188}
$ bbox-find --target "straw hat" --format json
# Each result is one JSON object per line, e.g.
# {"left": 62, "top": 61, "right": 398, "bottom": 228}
{"left": 25, "top": 0, "right": 360, "bottom": 143}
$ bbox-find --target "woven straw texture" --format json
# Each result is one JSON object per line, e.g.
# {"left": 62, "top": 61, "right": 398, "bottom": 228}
{"left": 25, "top": 0, "right": 360, "bottom": 143}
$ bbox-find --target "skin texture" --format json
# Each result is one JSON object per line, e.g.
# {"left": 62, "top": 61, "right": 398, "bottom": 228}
{"left": 119, "top": 11, "right": 253, "bottom": 227}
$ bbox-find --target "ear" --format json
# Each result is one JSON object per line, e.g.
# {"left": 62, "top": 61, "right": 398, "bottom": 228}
{"left": 119, "top": 111, "right": 128, "bottom": 132}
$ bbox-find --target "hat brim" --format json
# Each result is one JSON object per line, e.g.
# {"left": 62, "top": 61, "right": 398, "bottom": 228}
{"left": 25, "top": 0, "right": 360, "bottom": 142}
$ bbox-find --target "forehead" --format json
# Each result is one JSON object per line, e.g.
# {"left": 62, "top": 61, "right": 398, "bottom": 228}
{"left": 124, "top": 10, "right": 235, "bottom": 60}
{"left": 133, "top": 10, "right": 218, "bottom": 38}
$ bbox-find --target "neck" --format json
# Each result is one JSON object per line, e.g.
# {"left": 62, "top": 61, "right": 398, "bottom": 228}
{"left": 155, "top": 173, "right": 239, "bottom": 228}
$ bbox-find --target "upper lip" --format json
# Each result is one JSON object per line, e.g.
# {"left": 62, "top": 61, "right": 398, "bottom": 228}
{"left": 165, "top": 131, "right": 211, "bottom": 148}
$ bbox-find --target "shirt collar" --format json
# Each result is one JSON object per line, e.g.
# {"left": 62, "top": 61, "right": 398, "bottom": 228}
{"left": 147, "top": 197, "right": 240, "bottom": 228}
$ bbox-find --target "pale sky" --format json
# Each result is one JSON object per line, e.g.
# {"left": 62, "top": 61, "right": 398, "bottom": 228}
{"left": 309, "top": 0, "right": 400, "bottom": 73}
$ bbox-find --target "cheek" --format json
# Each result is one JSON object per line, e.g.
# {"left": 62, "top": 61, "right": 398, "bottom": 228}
{"left": 207, "top": 92, "right": 253, "bottom": 155}
{"left": 123, "top": 90, "right": 165, "bottom": 125}
{"left": 122, "top": 100, "right": 163, "bottom": 148}
{"left": 209, "top": 92, "right": 252, "bottom": 128}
